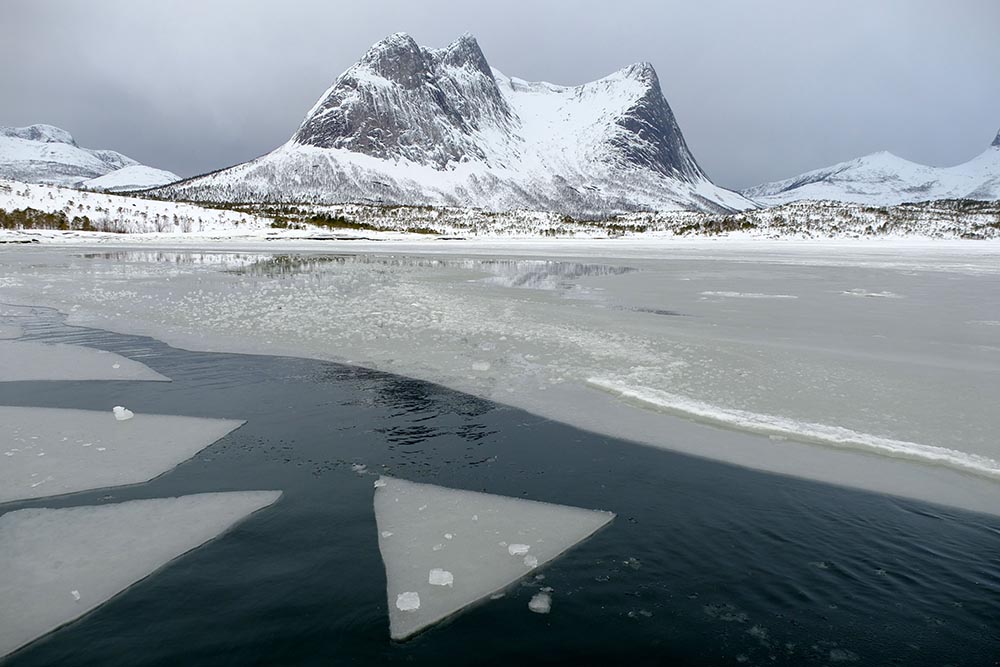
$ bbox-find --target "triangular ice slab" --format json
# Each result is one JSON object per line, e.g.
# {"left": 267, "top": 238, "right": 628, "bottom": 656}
{"left": 374, "top": 476, "right": 614, "bottom": 640}
{"left": 0, "top": 406, "right": 244, "bottom": 503}
{"left": 0, "top": 491, "right": 281, "bottom": 659}
{"left": 0, "top": 340, "right": 170, "bottom": 382}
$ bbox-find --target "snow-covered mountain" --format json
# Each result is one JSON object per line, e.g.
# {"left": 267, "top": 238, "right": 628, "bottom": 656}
{"left": 79, "top": 165, "right": 183, "bottom": 193}
{"left": 152, "top": 33, "right": 753, "bottom": 216}
{"left": 744, "top": 130, "right": 1000, "bottom": 206}
{"left": 0, "top": 124, "right": 179, "bottom": 191}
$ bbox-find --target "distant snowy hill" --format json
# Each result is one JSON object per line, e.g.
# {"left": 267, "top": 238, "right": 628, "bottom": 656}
{"left": 0, "top": 124, "right": 179, "bottom": 191}
{"left": 744, "top": 130, "right": 1000, "bottom": 206}
{"left": 152, "top": 33, "right": 753, "bottom": 216}
{"left": 80, "top": 165, "right": 183, "bottom": 193}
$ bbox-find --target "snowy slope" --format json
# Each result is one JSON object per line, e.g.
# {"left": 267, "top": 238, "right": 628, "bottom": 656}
{"left": 152, "top": 33, "right": 754, "bottom": 216}
{"left": 0, "top": 124, "right": 176, "bottom": 190}
{"left": 0, "top": 179, "right": 268, "bottom": 234}
{"left": 80, "top": 165, "right": 180, "bottom": 192}
{"left": 744, "top": 130, "right": 1000, "bottom": 206}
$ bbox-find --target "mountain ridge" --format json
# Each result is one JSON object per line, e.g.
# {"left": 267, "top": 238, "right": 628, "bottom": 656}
{"left": 151, "top": 33, "right": 753, "bottom": 216}
{"left": 743, "top": 130, "right": 1000, "bottom": 206}
{"left": 0, "top": 124, "right": 179, "bottom": 191}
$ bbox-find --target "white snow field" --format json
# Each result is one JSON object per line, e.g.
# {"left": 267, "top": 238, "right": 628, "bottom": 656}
{"left": 79, "top": 165, "right": 179, "bottom": 193}
{"left": 374, "top": 476, "right": 614, "bottom": 640}
{"left": 0, "top": 491, "right": 281, "bottom": 659}
{"left": 1, "top": 239, "right": 999, "bottom": 516}
{"left": 0, "top": 340, "right": 169, "bottom": 382}
{"left": 0, "top": 406, "right": 244, "bottom": 503}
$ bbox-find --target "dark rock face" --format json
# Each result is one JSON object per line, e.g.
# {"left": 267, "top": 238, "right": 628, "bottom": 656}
{"left": 292, "top": 33, "right": 514, "bottom": 168}
{"left": 609, "top": 64, "right": 705, "bottom": 181}
{"left": 291, "top": 33, "right": 704, "bottom": 181}
{"left": 992, "top": 129, "right": 1000, "bottom": 148}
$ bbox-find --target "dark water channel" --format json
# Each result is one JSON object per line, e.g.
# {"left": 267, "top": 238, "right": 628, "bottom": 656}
{"left": 1, "top": 307, "right": 997, "bottom": 666}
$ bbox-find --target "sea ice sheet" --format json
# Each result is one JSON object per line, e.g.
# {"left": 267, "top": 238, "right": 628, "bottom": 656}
{"left": 374, "top": 476, "right": 614, "bottom": 640}
{"left": 0, "top": 340, "right": 169, "bottom": 382}
{"left": 0, "top": 406, "right": 244, "bottom": 503}
{"left": 0, "top": 491, "right": 281, "bottom": 659}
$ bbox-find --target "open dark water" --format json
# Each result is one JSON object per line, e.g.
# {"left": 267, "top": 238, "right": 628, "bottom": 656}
{"left": 1, "top": 307, "right": 998, "bottom": 666}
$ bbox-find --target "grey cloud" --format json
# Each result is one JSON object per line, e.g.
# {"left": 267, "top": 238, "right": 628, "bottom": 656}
{"left": 1, "top": 0, "right": 998, "bottom": 189}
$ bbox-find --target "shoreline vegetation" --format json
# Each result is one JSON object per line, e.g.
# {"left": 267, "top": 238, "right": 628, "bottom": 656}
{"left": 2, "top": 177, "right": 1000, "bottom": 240}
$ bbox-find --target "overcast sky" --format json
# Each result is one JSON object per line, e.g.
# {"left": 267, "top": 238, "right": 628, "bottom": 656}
{"left": 2, "top": 0, "right": 998, "bottom": 190}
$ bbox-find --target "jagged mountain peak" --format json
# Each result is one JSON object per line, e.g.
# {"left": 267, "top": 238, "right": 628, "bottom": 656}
{"left": 435, "top": 33, "right": 492, "bottom": 77}
{"left": 992, "top": 128, "right": 1000, "bottom": 148}
{"left": 357, "top": 32, "right": 427, "bottom": 86}
{"left": 615, "top": 61, "right": 659, "bottom": 85}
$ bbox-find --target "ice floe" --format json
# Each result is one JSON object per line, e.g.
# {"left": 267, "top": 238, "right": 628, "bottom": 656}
{"left": 0, "top": 340, "right": 169, "bottom": 382}
{"left": 0, "top": 491, "right": 281, "bottom": 659}
{"left": 374, "top": 476, "right": 614, "bottom": 640}
{"left": 0, "top": 406, "right": 244, "bottom": 503}
{"left": 112, "top": 406, "right": 135, "bottom": 421}
{"left": 840, "top": 289, "right": 903, "bottom": 298}
{"left": 0, "top": 324, "right": 20, "bottom": 339}
{"left": 528, "top": 591, "right": 552, "bottom": 614}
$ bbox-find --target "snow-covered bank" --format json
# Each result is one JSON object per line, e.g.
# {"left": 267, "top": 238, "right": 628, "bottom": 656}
{"left": 2, "top": 177, "right": 1000, "bottom": 240}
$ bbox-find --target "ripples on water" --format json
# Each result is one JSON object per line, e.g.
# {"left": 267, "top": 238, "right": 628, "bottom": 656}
{"left": 0, "top": 308, "right": 997, "bottom": 666}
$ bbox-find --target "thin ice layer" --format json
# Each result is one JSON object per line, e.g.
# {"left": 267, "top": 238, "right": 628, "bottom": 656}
{"left": 0, "top": 407, "right": 244, "bottom": 503}
{"left": 374, "top": 476, "right": 614, "bottom": 640}
{"left": 0, "top": 491, "right": 281, "bottom": 659}
{"left": 0, "top": 340, "right": 170, "bottom": 382}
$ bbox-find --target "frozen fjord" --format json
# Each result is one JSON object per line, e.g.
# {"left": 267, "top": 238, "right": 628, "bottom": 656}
{"left": 0, "top": 491, "right": 281, "bottom": 660}
{"left": 374, "top": 476, "right": 614, "bottom": 640}
{"left": 1, "top": 239, "right": 999, "bottom": 514}
{"left": 0, "top": 406, "right": 244, "bottom": 503}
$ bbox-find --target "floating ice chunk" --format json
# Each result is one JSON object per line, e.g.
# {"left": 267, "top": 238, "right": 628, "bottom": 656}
{"left": 112, "top": 406, "right": 134, "bottom": 421}
{"left": 0, "top": 341, "right": 169, "bottom": 382}
{"left": 700, "top": 291, "right": 798, "bottom": 299}
{"left": 374, "top": 479, "right": 387, "bottom": 488}
{"left": 351, "top": 463, "right": 368, "bottom": 474}
{"left": 524, "top": 555, "right": 539, "bottom": 568}
{"left": 381, "top": 531, "right": 394, "bottom": 538}
{"left": 841, "top": 289, "right": 902, "bottom": 299}
{"left": 528, "top": 592, "right": 552, "bottom": 614}
{"left": 0, "top": 407, "right": 245, "bottom": 503}
{"left": 428, "top": 569, "right": 454, "bottom": 587}
{"left": 0, "top": 491, "right": 281, "bottom": 660}
{"left": 374, "top": 475, "right": 614, "bottom": 640}
{"left": 508, "top": 544, "right": 530, "bottom": 556}
{"left": 396, "top": 592, "right": 421, "bottom": 612}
